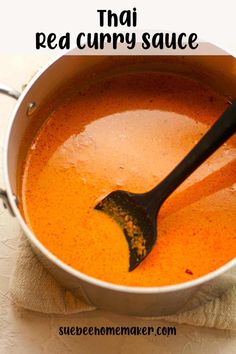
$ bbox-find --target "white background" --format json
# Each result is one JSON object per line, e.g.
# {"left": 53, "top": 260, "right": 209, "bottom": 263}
{"left": 0, "top": 0, "right": 235, "bottom": 55}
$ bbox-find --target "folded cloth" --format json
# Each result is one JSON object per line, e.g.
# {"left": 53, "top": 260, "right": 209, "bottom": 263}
{"left": 10, "top": 235, "right": 236, "bottom": 331}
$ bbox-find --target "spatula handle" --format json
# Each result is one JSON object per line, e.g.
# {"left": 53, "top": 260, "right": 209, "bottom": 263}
{"left": 151, "top": 100, "right": 236, "bottom": 205}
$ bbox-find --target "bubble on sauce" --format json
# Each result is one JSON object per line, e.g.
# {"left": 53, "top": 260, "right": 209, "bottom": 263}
{"left": 115, "top": 178, "right": 125, "bottom": 188}
{"left": 80, "top": 176, "right": 87, "bottom": 184}
{"left": 229, "top": 183, "right": 236, "bottom": 193}
{"left": 119, "top": 133, "right": 127, "bottom": 139}
{"left": 31, "top": 142, "right": 37, "bottom": 150}
{"left": 224, "top": 149, "right": 231, "bottom": 155}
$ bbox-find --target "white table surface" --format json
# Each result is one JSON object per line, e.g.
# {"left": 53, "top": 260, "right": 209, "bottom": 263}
{"left": 0, "top": 55, "right": 235, "bottom": 354}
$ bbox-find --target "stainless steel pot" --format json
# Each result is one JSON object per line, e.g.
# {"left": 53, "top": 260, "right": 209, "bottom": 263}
{"left": 0, "top": 53, "right": 236, "bottom": 316}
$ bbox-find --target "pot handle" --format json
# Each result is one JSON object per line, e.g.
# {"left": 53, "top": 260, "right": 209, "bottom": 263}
{"left": 0, "top": 84, "right": 21, "bottom": 216}
{"left": 0, "top": 84, "right": 20, "bottom": 100}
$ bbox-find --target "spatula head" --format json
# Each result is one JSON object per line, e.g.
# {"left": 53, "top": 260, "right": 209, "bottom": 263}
{"left": 95, "top": 190, "right": 157, "bottom": 271}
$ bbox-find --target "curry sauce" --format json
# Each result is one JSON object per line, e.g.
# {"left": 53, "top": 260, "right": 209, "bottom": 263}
{"left": 21, "top": 72, "right": 236, "bottom": 286}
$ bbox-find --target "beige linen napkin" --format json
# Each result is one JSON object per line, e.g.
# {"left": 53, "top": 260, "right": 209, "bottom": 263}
{"left": 10, "top": 235, "right": 236, "bottom": 331}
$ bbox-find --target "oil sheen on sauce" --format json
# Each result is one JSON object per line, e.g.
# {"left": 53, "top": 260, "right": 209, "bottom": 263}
{"left": 21, "top": 72, "right": 236, "bottom": 287}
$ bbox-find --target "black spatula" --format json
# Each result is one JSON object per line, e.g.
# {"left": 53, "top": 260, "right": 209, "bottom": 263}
{"left": 95, "top": 101, "right": 236, "bottom": 271}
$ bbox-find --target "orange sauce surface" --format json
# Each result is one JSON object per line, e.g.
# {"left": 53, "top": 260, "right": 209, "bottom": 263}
{"left": 21, "top": 72, "right": 236, "bottom": 286}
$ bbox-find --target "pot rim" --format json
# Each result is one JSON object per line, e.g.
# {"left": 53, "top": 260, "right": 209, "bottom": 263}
{"left": 3, "top": 49, "right": 236, "bottom": 294}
